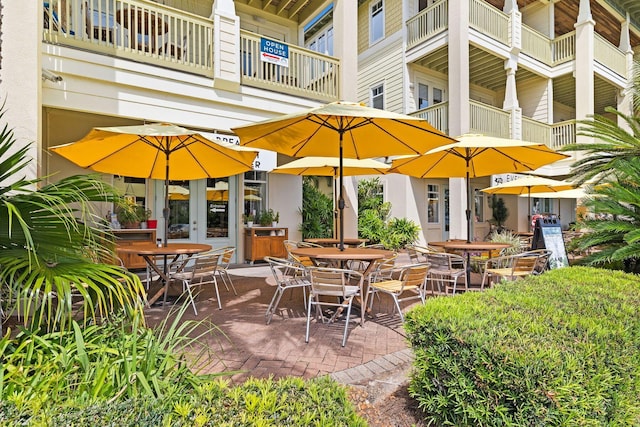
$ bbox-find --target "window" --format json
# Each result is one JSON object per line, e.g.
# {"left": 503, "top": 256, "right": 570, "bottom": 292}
{"left": 304, "top": 4, "right": 333, "bottom": 55}
{"left": 416, "top": 82, "right": 445, "bottom": 110}
{"left": 370, "top": 0, "right": 384, "bottom": 44}
{"left": 474, "top": 189, "right": 484, "bottom": 223}
{"left": 244, "top": 170, "right": 267, "bottom": 220}
{"left": 206, "top": 178, "right": 229, "bottom": 238}
{"left": 427, "top": 184, "right": 439, "bottom": 223}
{"left": 371, "top": 84, "right": 384, "bottom": 109}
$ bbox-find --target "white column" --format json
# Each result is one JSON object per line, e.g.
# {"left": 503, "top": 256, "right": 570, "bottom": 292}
{"left": 618, "top": 15, "right": 634, "bottom": 130}
{"left": 448, "top": 0, "right": 471, "bottom": 240}
{"left": 574, "top": 0, "right": 595, "bottom": 146}
{"left": 0, "top": 1, "right": 40, "bottom": 181}
{"left": 503, "top": 59, "right": 522, "bottom": 139}
{"left": 334, "top": 0, "right": 358, "bottom": 102}
{"left": 333, "top": 0, "right": 359, "bottom": 239}
{"left": 211, "top": 0, "right": 240, "bottom": 91}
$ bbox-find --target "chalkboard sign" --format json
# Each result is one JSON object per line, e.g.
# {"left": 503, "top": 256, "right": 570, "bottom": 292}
{"left": 531, "top": 218, "right": 569, "bottom": 269}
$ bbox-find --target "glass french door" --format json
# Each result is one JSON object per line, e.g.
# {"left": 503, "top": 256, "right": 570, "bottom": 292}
{"left": 156, "top": 177, "right": 238, "bottom": 250}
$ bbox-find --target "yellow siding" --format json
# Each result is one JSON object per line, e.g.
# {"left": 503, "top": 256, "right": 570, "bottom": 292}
{"left": 358, "top": 39, "right": 404, "bottom": 113}
{"left": 358, "top": 0, "right": 403, "bottom": 55}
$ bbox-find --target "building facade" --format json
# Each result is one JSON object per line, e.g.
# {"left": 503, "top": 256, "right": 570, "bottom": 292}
{"left": 0, "top": 0, "right": 638, "bottom": 259}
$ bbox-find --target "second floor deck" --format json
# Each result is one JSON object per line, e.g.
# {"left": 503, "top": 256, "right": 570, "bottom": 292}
{"left": 43, "top": 0, "right": 340, "bottom": 102}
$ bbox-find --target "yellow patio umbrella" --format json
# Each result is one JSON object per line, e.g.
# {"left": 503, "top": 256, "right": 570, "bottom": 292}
{"left": 51, "top": 123, "right": 258, "bottom": 246}
{"left": 233, "top": 101, "right": 455, "bottom": 249}
{"left": 481, "top": 175, "right": 575, "bottom": 222}
{"left": 271, "top": 156, "right": 390, "bottom": 238}
{"left": 389, "top": 134, "right": 570, "bottom": 242}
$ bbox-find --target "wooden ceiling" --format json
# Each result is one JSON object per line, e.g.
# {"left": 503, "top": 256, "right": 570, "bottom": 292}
{"left": 484, "top": 0, "right": 640, "bottom": 48}
{"left": 235, "top": 0, "right": 327, "bottom": 23}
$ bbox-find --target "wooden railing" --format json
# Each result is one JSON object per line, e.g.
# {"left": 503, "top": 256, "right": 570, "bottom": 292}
{"left": 552, "top": 31, "right": 575, "bottom": 65}
{"left": 521, "top": 25, "right": 551, "bottom": 64}
{"left": 43, "top": 0, "right": 214, "bottom": 74}
{"left": 595, "top": 33, "right": 627, "bottom": 77}
{"left": 42, "top": 0, "right": 340, "bottom": 101}
{"left": 551, "top": 120, "right": 576, "bottom": 149}
{"left": 409, "top": 102, "right": 449, "bottom": 134}
{"left": 522, "top": 117, "right": 576, "bottom": 149}
{"left": 469, "top": 101, "right": 510, "bottom": 137}
{"left": 469, "top": 0, "right": 509, "bottom": 45}
{"left": 239, "top": 30, "right": 340, "bottom": 102}
{"left": 406, "top": 0, "right": 448, "bottom": 49}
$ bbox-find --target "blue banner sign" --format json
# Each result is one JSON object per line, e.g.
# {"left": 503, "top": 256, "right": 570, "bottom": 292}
{"left": 260, "top": 37, "right": 289, "bottom": 67}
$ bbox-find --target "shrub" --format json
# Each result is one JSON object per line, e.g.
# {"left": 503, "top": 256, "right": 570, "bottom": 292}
{"left": 404, "top": 267, "right": 640, "bottom": 426}
{"left": 300, "top": 177, "right": 333, "bottom": 238}
{"left": 0, "top": 377, "right": 366, "bottom": 426}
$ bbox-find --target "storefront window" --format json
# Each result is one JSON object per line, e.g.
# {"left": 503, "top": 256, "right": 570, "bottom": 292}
{"left": 244, "top": 171, "right": 266, "bottom": 219}
{"left": 427, "top": 184, "right": 439, "bottom": 223}
{"left": 474, "top": 188, "right": 484, "bottom": 222}
{"left": 206, "top": 177, "right": 229, "bottom": 238}
{"left": 168, "top": 180, "right": 190, "bottom": 239}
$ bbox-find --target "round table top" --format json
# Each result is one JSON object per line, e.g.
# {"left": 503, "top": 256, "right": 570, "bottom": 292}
{"left": 117, "top": 242, "right": 212, "bottom": 255}
{"left": 291, "top": 246, "right": 392, "bottom": 261}
{"left": 304, "top": 238, "right": 369, "bottom": 246}
{"left": 428, "top": 241, "right": 511, "bottom": 251}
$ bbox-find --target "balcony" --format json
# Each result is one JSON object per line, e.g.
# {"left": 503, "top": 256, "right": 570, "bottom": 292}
{"left": 406, "top": 0, "right": 626, "bottom": 77}
{"left": 42, "top": 0, "right": 340, "bottom": 102}
{"left": 410, "top": 101, "right": 576, "bottom": 150}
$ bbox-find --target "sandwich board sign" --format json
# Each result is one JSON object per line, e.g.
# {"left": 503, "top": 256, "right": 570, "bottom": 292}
{"left": 532, "top": 217, "right": 569, "bottom": 269}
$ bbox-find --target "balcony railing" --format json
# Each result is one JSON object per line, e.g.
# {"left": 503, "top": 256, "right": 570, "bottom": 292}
{"left": 410, "top": 102, "right": 449, "bottom": 134}
{"left": 42, "top": 0, "right": 340, "bottom": 101}
{"left": 469, "top": 101, "right": 510, "bottom": 138}
{"left": 239, "top": 30, "right": 340, "bottom": 102}
{"left": 521, "top": 25, "right": 552, "bottom": 64}
{"left": 522, "top": 117, "right": 576, "bottom": 149}
{"left": 469, "top": 0, "right": 509, "bottom": 45}
{"left": 43, "top": 0, "right": 214, "bottom": 74}
{"left": 552, "top": 31, "right": 575, "bottom": 65}
{"left": 406, "top": 0, "right": 448, "bottom": 50}
{"left": 595, "top": 33, "right": 627, "bottom": 77}
{"left": 410, "top": 101, "right": 576, "bottom": 149}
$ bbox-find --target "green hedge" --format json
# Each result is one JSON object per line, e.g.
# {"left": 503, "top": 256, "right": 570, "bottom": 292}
{"left": 0, "top": 376, "right": 365, "bottom": 426}
{"left": 404, "top": 266, "right": 640, "bottom": 426}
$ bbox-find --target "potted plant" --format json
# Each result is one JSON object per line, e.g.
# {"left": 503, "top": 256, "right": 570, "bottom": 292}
{"left": 243, "top": 213, "right": 255, "bottom": 227}
{"left": 259, "top": 209, "right": 278, "bottom": 227}
{"left": 116, "top": 203, "right": 148, "bottom": 229}
{"left": 272, "top": 210, "right": 280, "bottom": 227}
{"left": 139, "top": 208, "right": 153, "bottom": 229}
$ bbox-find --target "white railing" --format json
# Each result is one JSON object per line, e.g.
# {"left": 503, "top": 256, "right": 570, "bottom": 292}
{"left": 43, "top": 0, "right": 214, "bottom": 74}
{"left": 522, "top": 117, "right": 551, "bottom": 147}
{"left": 551, "top": 120, "right": 576, "bottom": 149}
{"left": 552, "top": 31, "right": 575, "bottom": 65}
{"left": 521, "top": 25, "right": 551, "bottom": 64}
{"left": 469, "top": 101, "right": 510, "bottom": 138}
{"left": 594, "top": 33, "right": 627, "bottom": 77}
{"left": 406, "top": 0, "right": 448, "bottom": 49}
{"left": 239, "top": 30, "right": 340, "bottom": 102}
{"left": 409, "top": 102, "right": 449, "bottom": 134}
{"left": 469, "top": 0, "right": 509, "bottom": 45}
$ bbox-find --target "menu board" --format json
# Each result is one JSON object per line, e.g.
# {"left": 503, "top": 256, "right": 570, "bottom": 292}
{"left": 532, "top": 218, "right": 569, "bottom": 269}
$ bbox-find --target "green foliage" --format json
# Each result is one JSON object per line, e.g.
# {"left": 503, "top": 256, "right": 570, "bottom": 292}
{"left": 357, "top": 178, "right": 419, "bottom": 249}
{"left": 0, "top": 307, "right": 215, "bottom": 410}
{"left": 0, "top": 108, "right": 144, "bottom": 332}
{"left": 561, "top": 102, "right": 640, "bottom": 270}
{"left": 489, "top": 229, "right": 524, "bottom": 256}
{"left": 489, "top": 195, "right": 508, "bottom": 227}
{"left": 0, "top": 373, "right": 366, "bottom": 426}
{"left": 404, "top": 267, "right": 640, "bottom": 426}
{"left": 257, "top": 208, "right": 279, "bottom": 226}
{"left": 300, "top": 177, "right": 333, "bottom": 238}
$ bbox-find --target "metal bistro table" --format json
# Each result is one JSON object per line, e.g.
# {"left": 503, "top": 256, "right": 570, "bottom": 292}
{"left": 291, "top": 246, "right": 393, "bottom": 323}
{"left": 118, "top": 242, "right": 211, "bottom": 307}
{"left": 428, "top": 241, "right": 512, "bottom": 283}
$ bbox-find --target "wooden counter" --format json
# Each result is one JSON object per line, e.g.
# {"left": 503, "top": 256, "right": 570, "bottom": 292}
{"left": 112, "top": 228, "right": 157, "bottom": 269}
{"left": 244, "top": 227, "right": 288, "bottom": 263}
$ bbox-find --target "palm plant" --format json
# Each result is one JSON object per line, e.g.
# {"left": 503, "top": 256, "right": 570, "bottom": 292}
{"left": 0, "top": 109, "right": 145, "bottom": 333}
{"left": 561, "top": 84, "right": 640, "bottom": 271}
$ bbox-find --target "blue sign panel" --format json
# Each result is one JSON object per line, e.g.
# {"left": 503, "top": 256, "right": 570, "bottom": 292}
{"left": 260, "top": 38, "right": 289, "bottom": 67}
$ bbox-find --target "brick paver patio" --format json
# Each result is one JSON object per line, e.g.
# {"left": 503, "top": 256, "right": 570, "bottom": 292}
{"left": 144, "top": 252, "right": 421, "bottom": 384}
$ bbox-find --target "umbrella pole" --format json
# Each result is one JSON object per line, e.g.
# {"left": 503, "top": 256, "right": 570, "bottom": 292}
{"left": 338, "top": 133, "right": 345, "bottom": 251}
{"left": 527, "top": 187, "right": 531, "bottom": 231}
{"left": 466, "top": 169, "right": 472, "bottom": 244}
